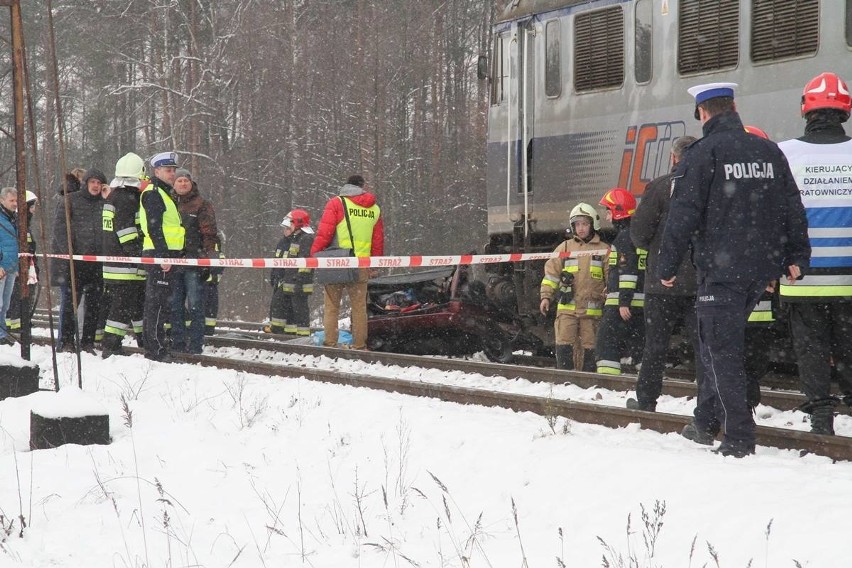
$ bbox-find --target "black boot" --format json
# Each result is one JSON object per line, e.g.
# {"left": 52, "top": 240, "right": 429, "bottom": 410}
{"left": 582, "top": 349, "right": 597, "bottom": 372}
{"left": 555, "top": 344, "right": 574, "bottom": 370}
{"left": 811, "top": 405, "right": 835, "bottom": 436}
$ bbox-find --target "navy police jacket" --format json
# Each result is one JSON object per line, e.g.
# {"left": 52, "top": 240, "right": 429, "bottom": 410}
{"left": 657, "top": 111, "right": 810, "bottom": 284}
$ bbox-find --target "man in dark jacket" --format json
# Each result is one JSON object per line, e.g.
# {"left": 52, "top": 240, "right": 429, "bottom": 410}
{"left": 170, "top": 168, "right": 219, "bottom": 354}
{"left": 51, "top": 168, "right": 108, "bottom": 352}
{"left": 658, "top": 82, "right": 811, "bottom": 457}
{"left": 627, "top": 136, "right": 697, "bottom": 411}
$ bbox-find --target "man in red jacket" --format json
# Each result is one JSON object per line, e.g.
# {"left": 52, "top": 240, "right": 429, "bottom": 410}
{"left": 310, "top": 174, "right": 384, "bottom": 349}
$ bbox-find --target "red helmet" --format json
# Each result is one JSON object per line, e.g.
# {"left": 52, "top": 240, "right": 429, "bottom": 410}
{"left": 744, "top": 125, "right": 769, "bottom": 140}
{"left": 801, "top": 72, "right": 851, "bottom": 118}
{"left": 599, "top": 188, "right": 636, "bottom": 221}
{"left": 286, "top": 208, "right": 311, "bottom": 229}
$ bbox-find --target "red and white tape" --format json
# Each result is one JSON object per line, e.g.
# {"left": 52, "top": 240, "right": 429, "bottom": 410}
{"left": 28, "top": 248, "right": 609, "bottom": 269}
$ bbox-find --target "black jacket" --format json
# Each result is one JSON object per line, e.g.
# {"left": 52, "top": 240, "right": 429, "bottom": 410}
{"left": 631, "top": 171, "right": 697, "bottom": 296}
{"left": 658, "top": 111, "right": 810, "bottom": 284}
{"left": 50, "top": 169, "right": 107, "bottom": 282}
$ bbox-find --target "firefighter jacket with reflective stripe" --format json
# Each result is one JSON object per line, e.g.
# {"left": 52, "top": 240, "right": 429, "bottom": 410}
{"left": 604, "top": 222, "right": 646, "bottom": 309}
{"left": 540, "top": 233, "right": 606, "bottom": 316}
{"left": 271, "top": 231, "right": 315, "bottom": 294}
{"left": 139, "top": 178, "right": 185, "bottom": 255}
{"left": 335, "top": 197, "right": 380, "bottom": 257}
{"left": 102, "top": 185, "right": 145, "bottom": 282}
{"left": 778, "top": 136, "right": 852, "bottom": 300}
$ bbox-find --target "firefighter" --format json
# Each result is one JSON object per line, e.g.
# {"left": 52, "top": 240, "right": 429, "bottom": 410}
{"left": 539, "top": 203, "right": 607, "bottom": 371}
{"left": 139, "top": 151, "right": 186, "bottom": 362}
{"left": 203, "top": 237, "right": 225, "bottom": 336}
{"left": 5, "top": 191, "right": 38, "bottom": 335}
{"left": 778, "top": 72, "right": 852, "bottom": 435}
{"left": 658, "top": 82, "right": 810, "bottom": 457}
{"left": 267, "top": 209, "right": 315, "bottom": 335}
{"left": 100, "top": 153, "right": 147, "bottom": 358}
{"left": 595, "top": 188, "right": 645, "bottom": 375}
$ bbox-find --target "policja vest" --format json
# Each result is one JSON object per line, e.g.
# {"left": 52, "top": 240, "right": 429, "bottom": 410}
{"left": 139, "top": 185, "right": 186, "bottom": 253}
{"left": 335, "top": 197, "right": 380, "bottom": 257}
{"left": 778, "top": 138, "right": 852, "bottom": 299}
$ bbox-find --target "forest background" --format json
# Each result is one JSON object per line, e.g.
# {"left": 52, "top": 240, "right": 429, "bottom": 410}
{"left": 0, "top": 0, "right": 505, "bottom": 320}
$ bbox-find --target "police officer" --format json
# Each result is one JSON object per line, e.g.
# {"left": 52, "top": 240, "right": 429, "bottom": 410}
{"left": 139, "top": 151, "right": 186, "bottom": 361}
{"left": 101, "top": 153, "right": 147, "bottom": 358}
{"left": 658, "top": 82, "right": 810, "bottom": 457}
{"left": 628, "top": 136, "right": 698, "bottom": 411}
{"left": 778, "top": 72, "right": 852, "bottom": 435}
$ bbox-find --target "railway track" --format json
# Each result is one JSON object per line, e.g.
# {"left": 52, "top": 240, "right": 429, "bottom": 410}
{"left": 26, "top": 318, "right": 852, "bottom": 462}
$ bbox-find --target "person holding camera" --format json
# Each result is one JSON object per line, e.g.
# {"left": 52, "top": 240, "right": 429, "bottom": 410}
{"left": 539, "top": 202, "right": 607, "bottom": 371}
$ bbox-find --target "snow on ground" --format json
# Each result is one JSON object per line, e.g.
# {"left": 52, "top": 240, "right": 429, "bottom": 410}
{"left": 1, "top": 343, "right": 850, "bottom": 567}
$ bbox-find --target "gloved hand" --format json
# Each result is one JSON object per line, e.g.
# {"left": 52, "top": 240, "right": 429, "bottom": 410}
{"left": 198, "top": 268, "right": 211, "bottom": 282}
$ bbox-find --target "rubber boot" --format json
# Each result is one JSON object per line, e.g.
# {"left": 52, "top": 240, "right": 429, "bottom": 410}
{"left": 555, "top": 344, "right": 574, "bottom": 370}
{"left": 581, "top": 349, "right": 597, "bottom": 372}
{"left": 811, "top": 405, "right": 835, "bottom": 436}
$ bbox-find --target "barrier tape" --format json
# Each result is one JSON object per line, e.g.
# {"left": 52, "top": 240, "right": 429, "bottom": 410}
{"left": 25, "top": 248, "right": 610, "bottom": 269}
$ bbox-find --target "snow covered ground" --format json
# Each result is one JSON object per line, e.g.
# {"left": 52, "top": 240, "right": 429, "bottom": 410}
{"left": 1, "top": 343, "right": 850, "bottom": 567}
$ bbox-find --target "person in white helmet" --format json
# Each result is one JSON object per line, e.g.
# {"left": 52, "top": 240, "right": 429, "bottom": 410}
{"left": 539, "top": 202, "right": 607, "bottom": 371}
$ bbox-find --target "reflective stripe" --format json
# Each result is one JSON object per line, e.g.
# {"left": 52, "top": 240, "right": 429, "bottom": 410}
{"left": 6, "top": 318, "right": 20, "bottom": 330}
{"left": 541, "top": 278, "right": 558, "bottom": 289}
{"left": 205, "top": 317, "right": 217, "bottom": 326}
{"left": 302, "top": 285, "right": 314, "bottom": 294}
{"left": 780, "top": 274, "right": 852, "bottom": 297}
{"left": 284, "top": 323, "right": 298, "bottom": 334}
{"left": 296, "top": 327, "right": 311, "bottom": 336}
{"left": 596, "top": 360, "right": 621, "bottom": 375}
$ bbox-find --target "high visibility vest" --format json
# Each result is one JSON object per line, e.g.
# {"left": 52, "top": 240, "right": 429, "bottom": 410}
{"left": 778, "top": 138, "right": 852, "bottom": 298}
{"left": 335, "top": 197, "right": 380, "bottom": 257}
{"left": 139, "top": 186, "right": 185, "bottom": 252}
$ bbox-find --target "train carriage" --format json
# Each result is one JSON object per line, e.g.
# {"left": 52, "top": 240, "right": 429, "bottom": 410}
{"left": 480, "top": 0, "right": 851, "bottom": 349}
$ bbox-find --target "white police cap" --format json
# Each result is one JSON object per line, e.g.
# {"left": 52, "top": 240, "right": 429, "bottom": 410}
{"left": 687, "top": 82, "right": 737, "bottom": 119}
{"left": 150, "top": 151, "right": 179, "bottom": 168}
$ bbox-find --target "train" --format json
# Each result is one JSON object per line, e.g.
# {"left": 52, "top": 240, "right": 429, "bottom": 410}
{"left": 475, "top": 0, "right": 849, "bottom": 352}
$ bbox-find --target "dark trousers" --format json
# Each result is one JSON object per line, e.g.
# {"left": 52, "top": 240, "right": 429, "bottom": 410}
{"left": 694, "top": 280, "right": 767, "bottom": 450}
{"left": 595, "top": 306, "right": 644, "bottom": 373}
{"left": 59, "top": 263, "right": 103, "bottom": 348}
{"left": 143, "top": 265, "right": 177, "bottom": 359}
{"left": 171, "top": 268, "right": 204, "bottom": 353}
{"left": 269, "top": 288, "right": 310, "bottom": 334}
{"left": 635, "top": 294, "right": 698, "bottom": 407}
{"left": 203, "top": 281, "right": 219, "bottom": 335}
{"left": 789, "top": 302, "right": 852, "bottom": 408}
{"left": 102, "top": 280, "right": 145, "bottom": 351}
{"left": 5, "top": 279, "right": 35, "bottom": 331}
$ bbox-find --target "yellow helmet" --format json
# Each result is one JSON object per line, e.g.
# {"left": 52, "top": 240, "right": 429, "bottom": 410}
{"left": 569, "top": 202, "right": 601, "bottom": 231}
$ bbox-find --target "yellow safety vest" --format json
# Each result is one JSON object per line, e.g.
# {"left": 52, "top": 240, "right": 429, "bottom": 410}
{"left": 335, "top": 197, "right": 380, "bottom": 257}
{"left": 139, "top": 186, "right": 185, "bottom": 252}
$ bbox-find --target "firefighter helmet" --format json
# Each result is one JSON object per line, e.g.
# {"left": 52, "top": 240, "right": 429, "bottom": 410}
{"left": 282, "top": 208, "right": 314, "bottom": 234}
{"left": 744, "top": 125, "right": 770, "bottom": 140}
{"left": 801, "top": 72, "right": 851, "bottom": 119}
{"left": 114, "top": 152, "right": 145, "bottom": 179}
{"left": 569, "top": 202, "right": 600, "bottom": 231}
{"left": 599, "top": 188, "right": 636, "bottom": 221}
{"left": 25, "top": 190, "right": 38, "bottom": 204}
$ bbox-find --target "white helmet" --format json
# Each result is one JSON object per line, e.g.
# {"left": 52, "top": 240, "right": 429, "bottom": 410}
{"left": 25, "top": 190, "right": 38, "bottom": 204}
{"left": 569, "top": 202, "right": 601, "bottom": 231}
{"left": 114, "top": 152, "right": 145, "bottom": 178}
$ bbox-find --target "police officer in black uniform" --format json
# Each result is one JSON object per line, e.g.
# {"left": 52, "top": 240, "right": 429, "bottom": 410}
{"left": 657, "top": 82, "right": 811, "bottom": 457}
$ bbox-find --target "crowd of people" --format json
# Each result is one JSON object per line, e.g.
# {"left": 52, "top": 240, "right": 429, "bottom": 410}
{"left": 0, "top": 151, "right": 384, "bottom": 362}
{"left": 540, "top": 72, "right": 852, "bottom": 454}
{"left": 0, "top": 71, "right": 848, "bottom": 456}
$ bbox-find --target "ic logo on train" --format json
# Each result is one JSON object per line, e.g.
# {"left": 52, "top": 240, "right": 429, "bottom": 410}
{"left": 617, "top": 121, "right": 687, "bottom": 196}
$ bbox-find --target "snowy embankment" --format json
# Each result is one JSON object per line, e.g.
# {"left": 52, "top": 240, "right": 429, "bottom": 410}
{"left": 0, "top": 344, "right": 849, "bottom": 567}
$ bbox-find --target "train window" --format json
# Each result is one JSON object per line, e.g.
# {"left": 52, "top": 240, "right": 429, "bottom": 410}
{"left": 847, "top": 0, "right": 852, "bottom": 47}
{"left": 490, "top": 34, "right": 506, "bottom": 105}
{"left": 751, "top": 0, "right": 818, "bottom": 62}
{"left": 678, "top": 0, "right": 739, "bottom": 74}
{"left": 634, "top": 0, "right": 653, "bottom": 83}
{"left": 574, "top": 6, "right": 624, "bottom": 91}
{"left": 545, "top": 20, "right": 562, "bottom": 97}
